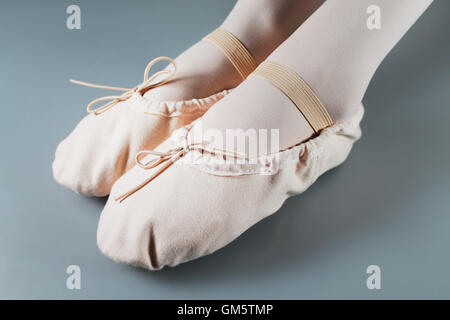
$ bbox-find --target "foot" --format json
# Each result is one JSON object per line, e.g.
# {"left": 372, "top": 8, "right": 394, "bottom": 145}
{"left": 53, "top": 0, "right": 326, "bottom": 197}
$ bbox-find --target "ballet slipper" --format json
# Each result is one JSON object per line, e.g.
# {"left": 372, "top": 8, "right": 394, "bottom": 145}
{"left": 97, "top": 61, "right": 363, "bottom": 269}
{"left": 53, "top": 29, "right": 256, "bottom": 196}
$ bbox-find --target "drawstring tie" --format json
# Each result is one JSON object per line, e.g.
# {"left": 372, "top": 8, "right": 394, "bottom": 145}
{"left": 115, "top": 139, "right": 246, "bottom": 203}
{"left": 70, "top": 57, "right": 177, "bottom": 115}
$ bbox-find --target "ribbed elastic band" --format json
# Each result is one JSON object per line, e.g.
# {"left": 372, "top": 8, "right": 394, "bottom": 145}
{"left": 204, "top": 28, "right": 257, "bottom": 80}
{"left": 251, "top": 61, "right": 334, "bottom": 133}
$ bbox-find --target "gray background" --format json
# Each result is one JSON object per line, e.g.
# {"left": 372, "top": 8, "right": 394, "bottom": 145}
{"left": 0, "top": 0, "right": 449, "bottom": 299}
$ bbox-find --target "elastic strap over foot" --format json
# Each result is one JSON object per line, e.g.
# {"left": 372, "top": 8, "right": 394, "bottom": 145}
{"left": 204, "top": 28, "right": 257, "bottom": 80}
{"left": 251, "top": 61, "right": 333, "bottom": 133}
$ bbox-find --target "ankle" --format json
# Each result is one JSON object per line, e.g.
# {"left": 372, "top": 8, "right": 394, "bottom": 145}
{"left": 144, "top": 39, "right": 242, "bottom": 102}
{"left": 222, "top": 0, "right": 323, "bottom": 64}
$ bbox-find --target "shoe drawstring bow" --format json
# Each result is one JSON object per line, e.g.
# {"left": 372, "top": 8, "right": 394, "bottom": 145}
{"left": 115, "top": 138, "right": 246, "bottom": 203}
{"left": 70, "top": 57, "right": 177, "bottom": 115}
